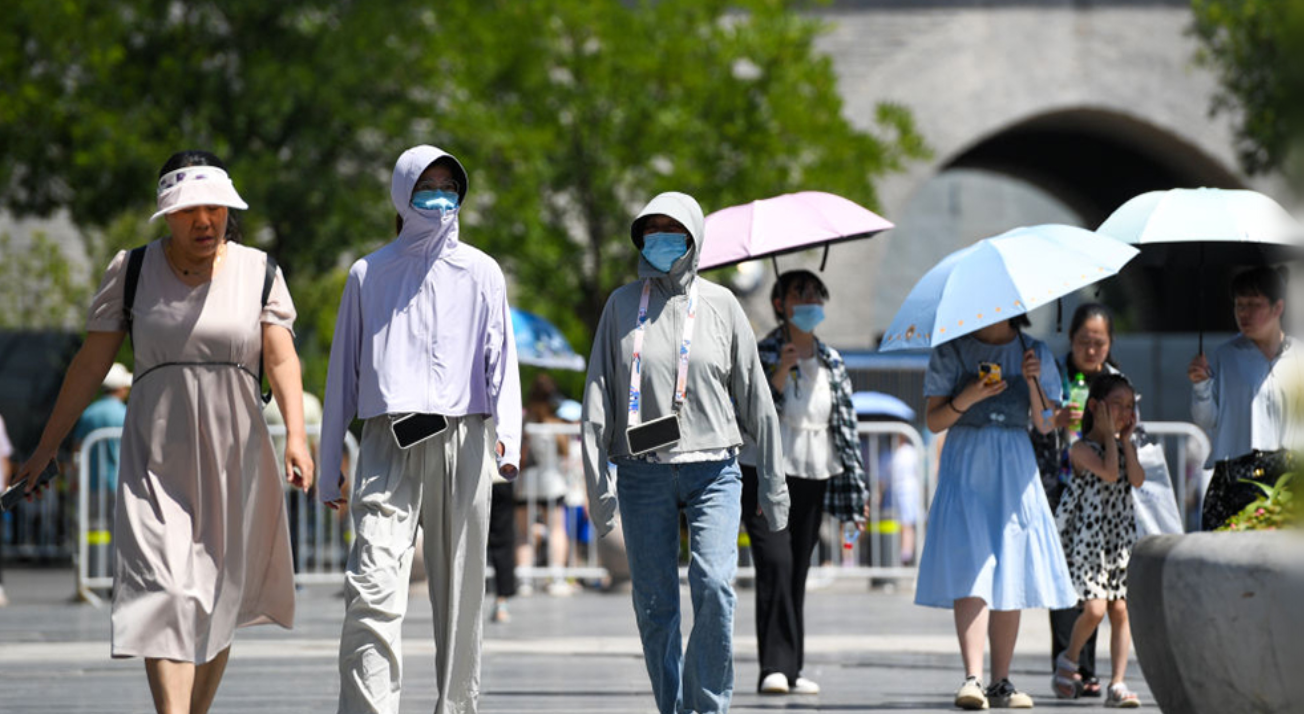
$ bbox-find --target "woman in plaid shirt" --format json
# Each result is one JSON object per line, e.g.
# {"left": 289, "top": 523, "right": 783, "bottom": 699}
{"left": 739, "top": 270, "right": 868, "bottom": 696}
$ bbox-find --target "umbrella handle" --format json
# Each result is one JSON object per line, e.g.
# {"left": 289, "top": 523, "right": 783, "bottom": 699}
{"left": 1198, "top": 242, "right": 1205, "bottom": 355}
{"left": 1017, "top": 329, "right": 1055, "bottom": 421}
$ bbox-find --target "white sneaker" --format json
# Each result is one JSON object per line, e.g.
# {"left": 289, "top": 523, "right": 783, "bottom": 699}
{"left": 759, "top": 672, "right": 789, "bottom": 694}
{"left": 955, "top": 676, "right": 989, "bottom": 710}
{"left": 0, "top": 585, "right": 8, "bottom": 607}
{"left": 791, "top": 677, "right": 820, "bottom": 695}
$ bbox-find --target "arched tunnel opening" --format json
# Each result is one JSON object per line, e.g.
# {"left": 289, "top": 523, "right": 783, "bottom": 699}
{"left": 943, "top": 108, "right": 1249, "bottom": 334}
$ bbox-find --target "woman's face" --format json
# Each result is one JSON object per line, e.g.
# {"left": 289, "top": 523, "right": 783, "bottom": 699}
{"left": 1070, "top": 315, "right": 1112, "bottom": 374}
{"left": 1233, "top": 293, "right": 1284, "bottom": 339}
{"left": 641, "top": 214, "right": 689, "bottom": 237}
{"left": 774, "top": 281, "right": 825, "bottom": 321}
{"left": 164, "top": 205, "right": 228, "bottom": 258}
{"left": 413, "top": 163, "right": 456, "bottom": 198}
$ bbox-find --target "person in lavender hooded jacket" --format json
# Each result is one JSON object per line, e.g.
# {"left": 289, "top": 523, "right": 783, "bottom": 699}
{"left": 320, "top": 145, "right": 522, "bottom": 714}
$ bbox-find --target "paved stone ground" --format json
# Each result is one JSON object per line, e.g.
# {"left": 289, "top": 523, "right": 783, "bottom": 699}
{"left": 0, "top": 568, "right": 1151, "bottom": 713}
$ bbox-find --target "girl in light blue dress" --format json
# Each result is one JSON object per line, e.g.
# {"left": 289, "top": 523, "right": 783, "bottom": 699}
{"left": 916, "top": 317, "right": 1077, "bottom": 710}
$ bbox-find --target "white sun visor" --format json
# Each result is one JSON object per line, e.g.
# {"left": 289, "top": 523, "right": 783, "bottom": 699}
{"left": 149, "top": 166, "right": 249, "bottom": 222}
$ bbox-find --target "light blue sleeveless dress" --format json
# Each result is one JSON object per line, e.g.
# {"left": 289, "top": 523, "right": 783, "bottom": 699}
{"left": 914, "top": 334, "right": 1077, "bottom": 611}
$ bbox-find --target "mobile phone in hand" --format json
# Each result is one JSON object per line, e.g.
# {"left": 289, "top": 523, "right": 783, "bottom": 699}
{"left": 978, "top": 362, "right": 1002, "bottom": 386}
{"left": 1, "top": 463, "right": 59, "bottom": 512}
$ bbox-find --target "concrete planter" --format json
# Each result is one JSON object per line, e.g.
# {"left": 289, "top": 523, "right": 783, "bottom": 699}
{"left": 1129, "top": 533, "right": 1304, "bottom": 713}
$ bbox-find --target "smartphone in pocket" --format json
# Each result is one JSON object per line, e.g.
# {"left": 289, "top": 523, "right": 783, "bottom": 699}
{"left": 391, "top": 413, "right": 449, "bottom": 450}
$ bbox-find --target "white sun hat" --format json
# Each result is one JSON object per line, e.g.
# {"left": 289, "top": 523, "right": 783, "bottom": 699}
{"left": 149, "top": 165, "right": 249, "bottom": 222}
{"left": 102, "top": 362, "right": 133, "bottom": 390}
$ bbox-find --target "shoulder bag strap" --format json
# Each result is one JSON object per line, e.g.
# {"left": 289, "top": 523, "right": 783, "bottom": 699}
{"left": 257, "top": 255, "right": 278, "bottom": 405}
{"left": 123, "top": 246, "right": 148, "bottom": 345}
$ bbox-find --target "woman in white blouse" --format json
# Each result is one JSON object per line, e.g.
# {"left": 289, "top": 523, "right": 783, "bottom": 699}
{"left": 739, "top": 270, "right": 867, "bottom": 696}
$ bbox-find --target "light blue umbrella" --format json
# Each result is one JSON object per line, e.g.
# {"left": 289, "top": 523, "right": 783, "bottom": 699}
{"left": 511, "top": 308, "right": 586, "bottom": 371}
{"left": 851, "top": 391, "right": 916, "bottom": 421}
{"left": 879, "top": 225, "right": 1139, "bottom": 352}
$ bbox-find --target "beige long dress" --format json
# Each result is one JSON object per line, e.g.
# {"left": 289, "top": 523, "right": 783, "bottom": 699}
{"left": 86, "top": 239, "right": 297, "bottom": 663}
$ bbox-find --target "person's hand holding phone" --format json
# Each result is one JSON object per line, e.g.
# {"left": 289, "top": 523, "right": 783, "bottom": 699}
{"left": 955, "top": 373, "right": 1008, "bottom": 411}
{"left": 11, "top": 448, "right": 58, "bottom": 501}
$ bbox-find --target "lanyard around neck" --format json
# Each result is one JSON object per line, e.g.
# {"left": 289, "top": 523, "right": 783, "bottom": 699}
{"left": 628, "top": 278, "right": 699, "bottom": 425}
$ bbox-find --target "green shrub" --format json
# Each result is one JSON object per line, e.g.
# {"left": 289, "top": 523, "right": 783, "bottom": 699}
{"left": 1219, "top": 473, "right": 1299, "bottom": 531}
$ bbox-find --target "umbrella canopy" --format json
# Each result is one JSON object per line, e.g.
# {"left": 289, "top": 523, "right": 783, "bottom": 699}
{"left": 698, "top": 191, "right": 894, "bottom": 271}
{"left": 510, "top": 308, "right": 586, "bottom": 371}
{"left": 1096, "top": 187, "right": 1301, "bottom": 266}
{"left": 879, "top": 225, "right": 1139, "bottom": 352}
{"left": 851, "top": 391, "right": 916, "bottom": 421}
{"left": 1097, "top": 187, "right": 1302, "bottom": 350}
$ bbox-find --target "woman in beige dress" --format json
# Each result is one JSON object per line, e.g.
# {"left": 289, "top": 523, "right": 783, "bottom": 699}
{"left": 14, "top": 150, "right": 314, "bottom": 714}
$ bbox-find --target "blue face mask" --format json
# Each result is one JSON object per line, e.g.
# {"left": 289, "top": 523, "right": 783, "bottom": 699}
{"left": 641, "top": 232, "right": 689, "bottom": 273}
{"left": 789, "top": 304, "right": 825, "bottom": 333}
{"left": 411, "top": 189, "right": 459, "bottom": 213}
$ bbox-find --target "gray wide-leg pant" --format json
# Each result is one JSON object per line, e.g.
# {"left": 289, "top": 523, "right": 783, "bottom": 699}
{"left": 338, "top": 415, "right": 493, "bottom": 714}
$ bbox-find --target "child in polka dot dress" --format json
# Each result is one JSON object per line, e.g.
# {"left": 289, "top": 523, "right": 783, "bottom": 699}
{"left": 1054, "top": 374, "right": 1144, "bottom": 708}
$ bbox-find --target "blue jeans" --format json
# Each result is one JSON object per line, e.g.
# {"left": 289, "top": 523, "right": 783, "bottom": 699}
{"left": 616, "top": 457, "right": 742, "bottom": 714}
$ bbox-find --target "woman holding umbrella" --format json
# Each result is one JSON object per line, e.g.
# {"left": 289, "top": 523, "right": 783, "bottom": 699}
{"left": 918, "top": 314, "right": 1077, "bottom": 709}
{"left": 873, "top": 224, "right": 1137, "bottom": 710}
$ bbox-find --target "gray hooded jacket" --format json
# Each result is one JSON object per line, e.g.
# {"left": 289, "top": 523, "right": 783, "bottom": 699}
{"left": 581, "top": 192, "right": 789, "bottom": 537}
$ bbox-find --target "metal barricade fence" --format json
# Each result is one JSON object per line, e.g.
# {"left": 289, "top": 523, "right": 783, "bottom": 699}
{"left": 67, "top": 418, "right": 1212, "bottom": 603}
{"left": 2, "top": 469, "right": 68, "bottom": 561}
{"left": 734, "top": 421, "right": 930, "bottom": 582}
{"left": 513, "top": 422, "right": 606, "bottom": 584}
{"left": 75, "top": 425, "right": 359, "bottom": 605}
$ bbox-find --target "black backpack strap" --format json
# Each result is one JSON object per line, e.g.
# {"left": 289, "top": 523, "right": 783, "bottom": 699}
{"left": 123, "top": 246, "right": 148, "bottom": 344}
{"left": 258, "top": 255, "right": 279, "bottom": 405}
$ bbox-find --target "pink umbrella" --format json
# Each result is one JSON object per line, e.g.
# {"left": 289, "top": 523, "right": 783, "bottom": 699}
{"left": 699, "top": 191, "right": 894, "bottom": 271}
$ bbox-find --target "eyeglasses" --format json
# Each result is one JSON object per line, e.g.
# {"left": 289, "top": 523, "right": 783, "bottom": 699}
{"left": 787, "top": 285, "right": 825, "bottom": 302}
{"left": 414, "top": 179, "right": 460, "bottom": 194}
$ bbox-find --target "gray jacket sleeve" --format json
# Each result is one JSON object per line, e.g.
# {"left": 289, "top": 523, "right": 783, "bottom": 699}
{"left": 582, "top": 295, "right": 620, "bottom": 538}
{"left": 729, "top": 299, "right": 790, "bottom": 531}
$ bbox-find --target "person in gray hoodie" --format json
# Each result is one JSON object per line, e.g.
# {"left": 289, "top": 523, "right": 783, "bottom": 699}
{"left": 582, "top": 191, "right": 790, "bottom": 714}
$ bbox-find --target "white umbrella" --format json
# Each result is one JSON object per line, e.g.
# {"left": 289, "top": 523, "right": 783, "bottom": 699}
{"left": 1096, "top": 187, "right": 1303, "bottom": 350}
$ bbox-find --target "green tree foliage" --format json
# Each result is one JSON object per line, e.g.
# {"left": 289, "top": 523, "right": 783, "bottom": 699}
{"left": 1191, "top": 0, "right": 1304, "bottom": 178}
{"left": 0, "top": 0, "right": 925, "bottom": 395}
{"left": 0, "top": 232, "right": 89, "bottom": 329}
{"left": 438, "top": 1, "right": 926, "bottom": 342}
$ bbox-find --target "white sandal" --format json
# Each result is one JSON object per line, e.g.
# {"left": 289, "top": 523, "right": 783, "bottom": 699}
{"left": 1105, "top": 682, "right": 1141, "bottom": 708}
